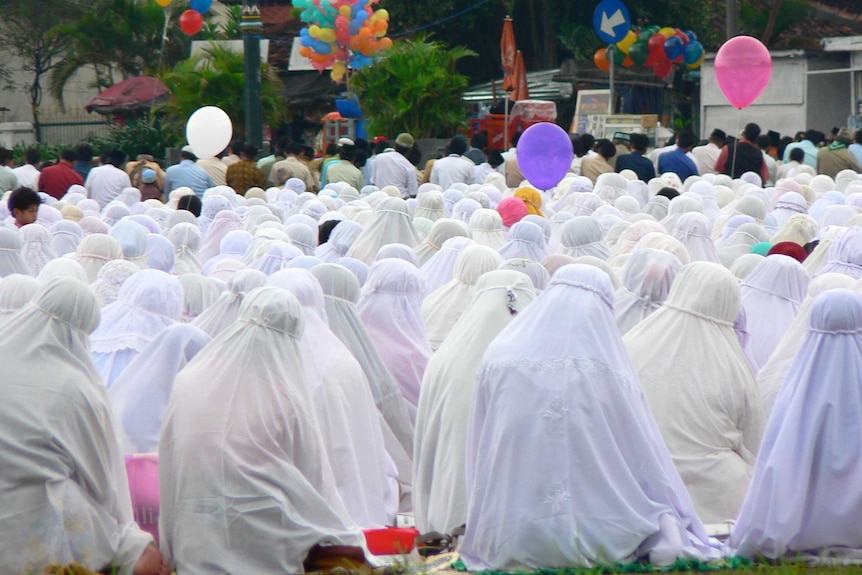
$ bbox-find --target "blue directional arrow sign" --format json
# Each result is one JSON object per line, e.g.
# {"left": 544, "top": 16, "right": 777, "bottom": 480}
{"left": 593, "top": 0, "right": 631, "bottom": 45}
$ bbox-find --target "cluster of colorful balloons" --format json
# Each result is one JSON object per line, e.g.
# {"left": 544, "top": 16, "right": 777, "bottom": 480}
{"left": 594, "top": 25, "right": 705, "bottom": 79}
{"left": 295, "top": 0, "right": 393, "bottom": 82}
{"left": 155, "top": 0, "right": 211, "bottom": 36}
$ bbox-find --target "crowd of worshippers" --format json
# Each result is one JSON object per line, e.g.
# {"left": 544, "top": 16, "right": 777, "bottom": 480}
{"left": 1, "top": 121, "right": 862, "bottom": 574}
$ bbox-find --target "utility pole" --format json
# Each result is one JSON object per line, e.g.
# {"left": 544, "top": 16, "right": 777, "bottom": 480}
{"left": 726, "top": 0, "right": 739, "bottom": 40}
{"left": 241, "top": 0, "right": 263, "bottom": 149}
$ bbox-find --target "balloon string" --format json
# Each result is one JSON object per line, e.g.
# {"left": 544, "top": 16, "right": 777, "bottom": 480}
{"left": 730, "top": 107, "right": 740, "bottom": 179}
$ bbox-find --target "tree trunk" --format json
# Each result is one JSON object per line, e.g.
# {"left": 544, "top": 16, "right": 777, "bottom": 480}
{"left": 726, "top": 0, "right": 739, "bottom": 39}
{"left": 763, "top": 0, "right": 783, "bottom": 46}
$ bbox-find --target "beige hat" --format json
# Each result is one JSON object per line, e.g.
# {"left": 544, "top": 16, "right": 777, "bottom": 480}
{"left": 836, "top": 127, "right": 854, "bottom": 144}
{"left": 395, "top": 133, "right": 415, "bottom": 148}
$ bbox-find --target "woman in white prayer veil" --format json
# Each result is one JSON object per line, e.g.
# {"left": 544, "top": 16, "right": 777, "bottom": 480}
{"left": 0, "top": 273, "right": 40, "bottom": 319}
{"left": 468, "top": 208, "right": 506, "bottom": 250}
{"left": 420, "top": 235, "right": 475, "bottom": 295}
{"left": 819, "top": 226, "right": 862, "bottom": 279}
{"left": 91, "top": 269, "right": 183, "bottom": 388}
{"left": 414, "top": 270, "right": 535, "bottom": 535}
{"left": 346, "top": 197, "right": 420, "bottom": 264}
{"left": 717, "top": 223, "right": 771, "bottom": 268}
{"left": 192, "top": 269, "right": 267, "bottom": 337}
{"left": 498, "top": 257, "right": 551, "bottom": 292}
{"left": 312, "top": 263, "right": 414, "bottom": 508}
{"left": 159, "top": 287, "right": 363, "bottom": 575}
{"left": 756, "top": 272, "right": 856, "bottom": 417}
{"left": 0, "top": 278, "right": 166, "bottom": 575}
{"left": 803, "top": 225, "right": 845, "bottom": 275}
{"left": 421, "top": 245, "right": 503, "bottom": 350}
{"left": 76, "top": 233, "right": 125, "bottom": 283}
{"left": 201, "top": 229, "right": 252, "bottom": 275}
{"left": 498, "top": 220, "right": 548, "bottom": 262}
{"left": 52, "top": 219, "right": 84, "bottom": 256}
{"left": 108, "top": 323, "right": 210, "bottom": 455}
{"left": 37, "top": 258, "right": 88, "bottom": 284}
{"left": 198, "top": 210, "right": 242, "bottom": 262}
{"left": 374, "top": 243, "right": 421, "bottom": 267}
{"left": 413, "top": 217, "right": 471, "bottom": 265}
{"left": 624, "top": 262, "right": 763, "bottom": 524}
{"left": 358, "top": 258, "right": 431, "bottom": 415}
{"left": 20, "top": 223, "right": 57, "bottom": 276}
{"left": 671, "top": 212, "right": 721, "bottom": 263}
{"left": 460, "top": 265, "right": 718, "bottom": 570}
{"left": 740, "top": 255, "right": 810, "bottom": 373}
{"left": 414, "top": 191, "right": 446, "bottom": 221}
{"left": 110, "top": 219, "right": 149, "bottom": 269}
{"left": 267, "top": 269, "right": 397, "bottom": 528}
{"left": 0, "top": 227, "right": 29, "bottom": 277}
{"left": 145, "top": 233, "right": 174, "bottom": 273}
{"left": 177, "top": 273, "right": 222, "bottom": 323}
{"left": 315, "top": 220, "right": 363, "bottom": 263}
{"left": 168, "top": 222, "right": 203, "bottom": 275}
{"left": 731, "top": 289, "right": 862, "bottom": 562}
{"left": 91, "top": 260, "right": 139, "bottom": 307}
{"left": 614, "top": 248, "right": 683, "bottom": 335}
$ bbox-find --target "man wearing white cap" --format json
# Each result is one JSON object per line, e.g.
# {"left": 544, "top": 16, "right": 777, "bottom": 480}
{"left": 163, "top": 145, "right": 216, "bottom": 199}
{"left": 324, "top": 138, "right": 365, "bottom": 190}
{"left": 371, "top": 133, "right": 418, "bottom": 198}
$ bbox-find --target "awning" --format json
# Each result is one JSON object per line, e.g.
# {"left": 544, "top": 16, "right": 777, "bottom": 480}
{"left": 85, "top": 76, "right": 171, "bottom": 114}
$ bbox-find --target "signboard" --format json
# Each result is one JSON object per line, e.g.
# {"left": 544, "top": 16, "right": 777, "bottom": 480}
{"left": 571, "top": 90, "right": 612, "bottom": 134}
{"left": 593, "top": 0, "right": 631, "bottom": 44}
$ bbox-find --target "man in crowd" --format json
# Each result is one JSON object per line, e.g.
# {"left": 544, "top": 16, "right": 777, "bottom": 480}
{"left": 126, "top": 150, "right": 165, "bottom": 190}
{"left": 715, "top": 123, "right": 769, "bottom": 181}
{"left": 271, "top": 141, "right": 316, "bottom": 191}
{"left": 691, "top": 129, "right": 726, "bottom": 175}
{"left": 580, "top": 139, "right": 615, "bottom": 183}
{"left": 431, "top": 135, "right": 476, "bottom": 189}
{"left": 817, "top": 127, "right": 862, "bottom": 178}
{"left": 782, "top": 129, "right": 819, "bottom": 167}
{"left": 372, "top": 133, "right": 419, "bottom": 198}
{"left": 758, "top": 135, "right": 777, "bottom": 185}
{"left": 0, "top": 148, "right": 19, "bottom": 193}
{"left": 615, "top": 133, "right": 655, "bottom": 182}
{"left": 86, "top": 148, "right": 131, "bottom": 207}
{"left": 74, "top": 143, "right": 94, "bottom": 181}
{"left": 608, "top": 132, "right": 631, "bottom": 170}
{"left": 196, "top": 148, "right": 228, "bottom": 186}
{"left": 659, "top": 130, "right": 699, "bottom": 181}
{"left": 164, "top": 145, "right": 216, "bottom": 199}
{"left": 257, "top": 137, "right": 286, "bottom": 182}
{"left": 39, "top": 149, "right": 84, "bottom": 200}
{"left": 776, "top": 147, "right": 805, "bottom": 180}
{"left": 12, "top": 148, "right": 41, "bottom": 190}
{"left": 226, "top": 143, "right": 268, "bottom": 194}
{"left": 323, "top": 138, "right": 365, "bottom": 190}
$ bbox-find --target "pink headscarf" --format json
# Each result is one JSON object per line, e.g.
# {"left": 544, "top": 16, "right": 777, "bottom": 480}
{"left": 497, "top": 197, "right": 528, "bottom": 228}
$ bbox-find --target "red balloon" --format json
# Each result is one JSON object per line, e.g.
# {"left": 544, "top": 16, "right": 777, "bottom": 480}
{"left": 674, "top": 30, "right": 690, "bottom": 46}
{"left": 654, "top": 58, "right": 673, "bottom": 78}
{"left": 647, "top": 33, "right": 666, "bottom": 53}
{"left": 594, "top": 47, "right": 610, "bottom": 72}
{"left": 180, "top": 9, "right": 204, "bottom": 35}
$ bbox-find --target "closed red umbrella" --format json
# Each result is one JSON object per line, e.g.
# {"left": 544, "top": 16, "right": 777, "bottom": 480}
{"left": 501, "top": 17, "right": 516, "bottom": 92}
{"left": 512, "top": 50, "right": 529, "bottom": 101}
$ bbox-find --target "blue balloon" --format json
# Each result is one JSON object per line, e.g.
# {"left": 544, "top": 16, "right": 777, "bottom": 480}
{"left": 312, "top": 40, "right": 332, "bottom": 54}
{"left": 684, "top": 30, "right": 698, "bottom": 43}
{"left": 349, "top": 21, "right": 362, "bottom": 35}
{"left": 190, "top": 0, "right": 212, "bottom": 13}
{"left": 356, "top": 10, "right": 369, "bottom": 21}
{"left": 516, "top": 122, "right": 574, "bottom": 190}
{"left": 664, "top": 36, "right": 684, "bottom": 61}
{"left": 683, "top": 41, "right": 704, "bottom": 65}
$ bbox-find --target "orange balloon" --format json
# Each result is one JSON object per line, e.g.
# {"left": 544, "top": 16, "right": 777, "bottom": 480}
{"left": 594, "top": 47, "right": 610, "bottom": 71}
{"left": 373, "top": 19, "right": 388, "bottom": 33}
{"left": 358, "top": 27, "right": 372, "bottom": 40}
{"left": 623, "top": 54, "right": 634, "bottom": 67}
{"left": 378, "top": 37, "right": 393, "bottom": 51}
{"left": 300, "top": 46, "right": 312, "bottom": 58}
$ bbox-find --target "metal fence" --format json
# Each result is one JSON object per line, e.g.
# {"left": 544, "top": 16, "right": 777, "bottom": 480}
{"left": 36, "top": 107, "right": 112, "bottom": 146}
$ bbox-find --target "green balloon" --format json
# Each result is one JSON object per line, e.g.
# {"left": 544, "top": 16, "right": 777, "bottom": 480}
{"left": 607, "top": 45, "right": 625, "bottom": 66}
{"left": 628, "top": 41, "right": 650, "bottom": 66}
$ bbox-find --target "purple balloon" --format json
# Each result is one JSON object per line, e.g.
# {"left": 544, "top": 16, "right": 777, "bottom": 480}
{"left": 516, "top": 122, "right": 574, "bottom": 190}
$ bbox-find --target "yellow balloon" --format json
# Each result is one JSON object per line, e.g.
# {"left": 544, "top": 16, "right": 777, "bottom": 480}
{"left": 616, "top": 30, "right": 636, "bottom": 54}
{"left": 156, "top": 0, "right": 171, "bottom": 6}
{"left": 331, "top": 62, "right": 346, "bottom": 82}
{"left": 309, "top": 25, "right": 321, "bottom": 38}
{"left": 339, "top": 5, "right": 351, "bottom": 17}
{"left": 371, "top": 8, "right": 389, "bottom": 22}
{"left": 659, "top": 27, "right": 675, "bottom": 38}
{"left": 318, "top": 28, "right": 336, "bottom": 42}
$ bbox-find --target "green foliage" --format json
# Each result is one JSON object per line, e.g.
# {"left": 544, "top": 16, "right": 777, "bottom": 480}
{"left": 48, "top": 0, "right": 192, "bottom": 106}
{"left": 740, "top": 1, "right": 814, "bottom": 46}
{"left": 350, "top": 36, "right": 476, "bottom": 139}
{"left": 90, "top": 115, "right": 178, "bottom": 161}
{"left": 558, "top": 23, "right": 601, "bottom": 61}
{"left": 199, "top": 5, "right": 244, "bottom": 41}
{"left": 156, "top": 45, "right": 289, "bottom": 145}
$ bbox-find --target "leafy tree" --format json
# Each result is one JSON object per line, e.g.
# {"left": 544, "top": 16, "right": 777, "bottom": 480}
{"left": 350, "top": 36, "right": 476, "bottom": 138}
{"left": 200, "top": 4, "right": 244, "bottom": 41}
{"left": 156, "top": 44, "right": 288, "bottom": 144}
{"left": 48, "top": 0, "right": 192, "bottom": 106}
{"left": 0, "top": 0, "right": 79, "bottom": 141}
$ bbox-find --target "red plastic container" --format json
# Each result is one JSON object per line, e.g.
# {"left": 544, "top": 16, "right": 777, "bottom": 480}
{"left": 363, "top": 527, "right": 420, "bottom": 555}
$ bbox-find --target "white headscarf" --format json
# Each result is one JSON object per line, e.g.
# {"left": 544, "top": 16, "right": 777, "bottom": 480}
{"left": 672, "top": 212, "right": 721, "bottom": 263}
{"left": 108, "top": 324, "right": 210, "bottom": 454}
{"left": 75, "top": 233, "right": 124, "bottom": 283}
{"left": 109, "top": 220, "right": 149, "bottom": 269}
{"left": 0, "top": 273, "right": 40, "bottom": 317}
{"left": 315, "top": 220, "right": 363, "bottom": 263}
{"left": 20, "top": 223, "right": 57, "bottom": 277}
{"left": 158, "top": 287, "right": 361, "bottom": 573}
{"left": 374, "top": 242, "right": 420, "bottom": 267}
{"left": 201, "top": 229, "right": 252, "bottom": 275}
{"left": 90, "top": 259, "right": 139, "bottom": 307}
{"left": 755, "top": 273, "right": 856, "bottom": 417}
{"left": 421, "top": 245, "right": 503, "bottom": 350}
{"left": 177, "top": 273, "right": 222, "bottom": 323}
{"left": 0, "top": 228, "right": 29, "bottom": 278}
{"left": 614, "top": 248, "right": 683, "bottom": 335}
{"left": 145, "top": 233, "right": 174, "bottom": 273}
{"left": 90, "top": 269, "right": 183, "bottom": 388}
{"left": 731, "top": 289, "right": 862, "bottom": 561}
{"left": 468, "top": 208, "right": 506, "bottom": 250}
{"left": 819, "top": 226, "right": 862, "bottom": 278}
{"left": 52, "top": 220, "right": 84, "bottom": 256}
{"left": 191, "top": 268, "right": 267, "bottom": 337}
{"left": 268, "top": 269, "right": 396, "bottom": 528}
{"left": 169, "top": 223, "right": 203, "bottom": 275}
{"left": 0, "top": 278, "right": 153, "bottom": 574}
{"left": 413, "top": 218, "right": 471, "bottom": 265}
{"left": 358, "top": 258, "right": 431, "bottom": 413}
{"left": 498, "top": 220, "right": 548, "bottom": 262}
{"left": 419, "top": 236, "right": 475, "bottom": 295}
{"left": 740, "top": 254, "right": 810, "bottom": 373}
{"left": 346, "top": 197, "right": 420, "bottom": 264}
{"left": 198, "top": 210, "right": 243, "bottom": 262}
{"left": 624, "top": 262, "right": 763, "bottom": 523}
{"left": 460, "top": 265, "right": 717, "bottom": 570}
{"left": 560, "top": 216, "right": 611, "bottom": 259}
{"left": 414, "top": 270, "right": 535, "bottom": 534}
{"left": 37, "top": 258, "right": 88, "bottom": 284}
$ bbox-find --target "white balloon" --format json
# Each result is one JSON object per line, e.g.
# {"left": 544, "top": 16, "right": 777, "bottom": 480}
{"left": 185, "top": 106, "right": 233, "bottom": 160}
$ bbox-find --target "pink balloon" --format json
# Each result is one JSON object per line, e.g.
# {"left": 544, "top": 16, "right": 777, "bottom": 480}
{"left": 715, "top": 35, "right": 772, "bottom": 109}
